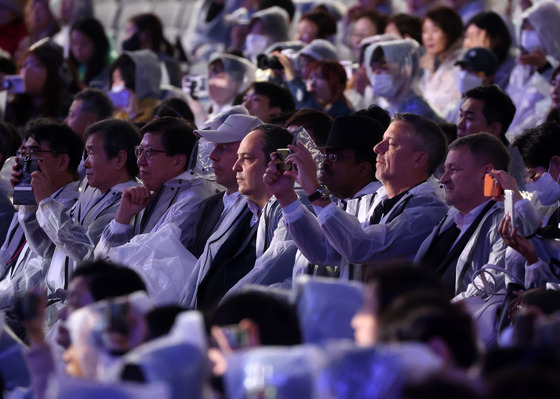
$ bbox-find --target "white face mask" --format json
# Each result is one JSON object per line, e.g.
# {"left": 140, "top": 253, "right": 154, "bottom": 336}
{"left": 370, "top": 73, "right": 398, "bottom": 98}
{"left": 456, "top": 69, "right": 483, "bottom": 94}
{"left": 526, "top": 171, "right": 560, "bottom": 206}
{"left": 520, "top": 30, "right": 541, "bottom": 54}
{"left": 245, "top": 33, "right": 270, "bottom": 58}
{"left": 111, "top": 84, "right": 125, "bottom": 93}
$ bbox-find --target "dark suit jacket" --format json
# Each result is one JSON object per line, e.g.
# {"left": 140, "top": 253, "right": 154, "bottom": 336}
{"left": 185, "top": 191, "right": 225, "bottom": 258}
{"left": 195, "top": 204, "right": 258, "bottom": 311}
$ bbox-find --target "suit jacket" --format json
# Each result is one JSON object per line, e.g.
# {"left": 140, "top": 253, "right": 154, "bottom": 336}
{"left": 415, "top": 201, "right": 506, "bottom": 298}
{"left": 196, "top": 205, "right": 258, "bottom": 310}
{"left": 185, "top": 191, "right": 225, "bottom": 258}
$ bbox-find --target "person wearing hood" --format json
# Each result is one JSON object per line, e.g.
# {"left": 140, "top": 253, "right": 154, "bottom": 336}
{"left": 238, "top": 6, "right": 290, "bottom": 62}
{"left": 203, "top": 52, "right": 256, "bottom": 124}
{"left": 109, "top": 49, "right": 161, "bottom": 123}
{"left": 506, "top": 1, "right": 560, "bottom": 141}
{"left": 365, "top": 38, "right": 443, "bottom": 123}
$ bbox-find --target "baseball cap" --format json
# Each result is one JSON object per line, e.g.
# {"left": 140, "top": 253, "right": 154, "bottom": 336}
{"left": 455, "top": 47, "right": 499, "bottom": 75}
{"left": 195, "top": 114, "right": 263, "bottom": 143}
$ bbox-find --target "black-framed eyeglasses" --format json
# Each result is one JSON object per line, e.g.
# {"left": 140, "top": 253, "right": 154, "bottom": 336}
{"left": 17, "top": 147, "right": 57, "bottom": 158}
{"left": 135, "top": 146, "right": 167, "bottom": 161}
{"left": 320, "top": 153, "right": 355, "bottom": 163}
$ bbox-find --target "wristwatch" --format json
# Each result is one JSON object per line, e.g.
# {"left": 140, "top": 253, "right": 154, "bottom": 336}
{"left": 308, "top": 184, "right": 330, "bottom": 202}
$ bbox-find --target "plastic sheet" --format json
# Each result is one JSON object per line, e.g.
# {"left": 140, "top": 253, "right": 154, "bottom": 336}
{"left": 315, "top": 341, "right": 443, "bottom": 399}
{"left": 108, "top": 224, "right": 198, "bottom": 305}
{"left": 44, "top": 376, "right": 170, "bottom": 399}
{"left": 294, "top": 276, "right": 365, "bottom": 344}
{"left": 224, "top": 345, "right": 324, "bottom": 399}
{"left": 0, "top": 320, "right": 30, "bottom": 392}
{"left": 121, "top": 337, "right": 206, "bottom": 399}
{"left": 364, "top": 38, "right": 420, "bottom": 98}
{"left": 65, "top": 292, "right": 153, "bottom": 380}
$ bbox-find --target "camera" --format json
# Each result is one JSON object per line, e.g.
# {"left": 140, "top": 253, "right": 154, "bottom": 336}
{"left": 257, "top": 54, "right": 283, "bottom": 70}
{"left": 2, "top": 75, "right": 24, "bottom": 94}
{"left": 13, "top": 157, "right": 40, "bottom": 205}
{"left": 182, "top": 75, "right": 209, "bottom": 100}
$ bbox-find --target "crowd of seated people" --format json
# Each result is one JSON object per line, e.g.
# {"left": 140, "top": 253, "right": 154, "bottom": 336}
{"left": 1, "top": 0, "right": 560, "bottom": 397}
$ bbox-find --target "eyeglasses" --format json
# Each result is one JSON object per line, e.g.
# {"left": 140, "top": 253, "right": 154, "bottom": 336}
{"left": 320, "top": 153, "right": 355, "bottom": 163}
{"left": 17, "top": 147, "right": 57, "bottom": 158}
{"left": 135, "top": 146, "right": 167, "bottom": 160}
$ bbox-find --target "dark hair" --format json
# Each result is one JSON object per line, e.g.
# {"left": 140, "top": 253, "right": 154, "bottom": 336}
{"left": 153, "top": 98, "right": 195, "bottom": 122}
{"left": 465, "top": 85, "right": 516, "bottom": 143}
{"left": 140, "top": 117, "right": 197, "bottom": 163}
{"left": 129, "top": 13, "right": 173, "bottom": 56}
{"left": 251, "top": 81, "right": 295, "bottom": 112}
{"left": 392, "top": 113, "right": 448, "bottom": 175}
{"left": 73, "top": 260, "right": 147, "bottom": 301}
{"left": 465, "top": 11, "right": 511, "bottom": 64}
{"left": 258, "top": 123, "right": 294, "bottom": 164}
{"left": 69, "top": 18, "right": 110, "bottom": 85}
{"left": 438, "top": 122, "right": 457, "bottom": 145}
{"left": 309, "top": 60, "right": 347, "bottom": 104}
{"left": 17, "top": 43, "right": 78, "bottom": 119}
{"left": 285, "top": 108, "right": 332, "bottom": 147}
{"left": 423, "top": 6, "right": 463, "bottom": 51}
{"left": 0, "top": 55, "right": 16, "bottom": 75}
{"left": 0, "top": 122, "right": 21, "bottom": 169}
{"left": 0, "top": 123, "right": 13, "bottom": 170}
{"left": 209, "top": 291, "right": 301, "bottom": 346}
{"left": 377, "top": 292, "right": 478, "bottom": 368}
{"left": 512, "top": 122, "right": 560, "bottom": 169}
{"left": 85, "top": 118, "right": 141, "bottom": 177}
{"left": 354, "top": 105, "right": 391, "bottom": 131}
{"left": 390, "top": 13, "right": 422, "bottom": 44}
{"left": 449, "top": 132, "right": 510, "bottom": 172}
{"left": 259, "top": 0, "right": 295, "bottom": 20}
{"left": 145, "top": 305, "right": 187, "bottom": 340}
{"left": 25, "top": 118, "right": 85, "bottom": 173}
{"left": 354, "top": 10, "right": 389, "bottom": 36}
{"left": 109, "top": 54, "right": 135, "bottom": 91}
{"left": 300, "top": 9, "right": 337, "bottom": 39}
{"left": 546, "top": 66, "right": 560, "bottom": 123}
{"left": 364, "top": 261, "right": 450, "bottom": 313}
{"left": 74, "top": 88, "right": 114, "bottom": 120}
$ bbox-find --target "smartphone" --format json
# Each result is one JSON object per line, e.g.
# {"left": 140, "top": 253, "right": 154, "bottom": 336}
{"left": 13, "top": 157, "right": 40, "bottom": 205}
{"left": 108, "top": 90, "right": 131, "bottom": 109}
{"left": 484, "top": 174, "right": 502, "bottom": 197}
{"left": 504, "top": 189, "right": 515, "bottom": 231}
{"left": 220, "top": 324, "right": 250, "bottom": 350}
{"left": 105, "top": 301, "right": 129, "bottom": 335}
{"left": 14, "top": 292, "right": 41, "bottom": 321}
{"left": 275, "top": 148, "right": 293, "bottom": 172}
{"left": 2, "top": 75, "right": 24, "bottom": 94}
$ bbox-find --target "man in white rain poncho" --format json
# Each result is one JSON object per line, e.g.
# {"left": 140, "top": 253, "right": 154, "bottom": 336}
{"left": 365, "top": 38, "right": 443, "bottom": 123}
{"left": 37, "top": 120, "right": 140, "bottom": 303}
{"left": 96, "top": 117, "right": 217, "bottom": 254}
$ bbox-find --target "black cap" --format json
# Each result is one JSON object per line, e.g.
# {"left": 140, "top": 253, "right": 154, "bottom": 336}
{"left": 322, "top": 115, "right": 384, "bottom": 151}
{"left": 455, "top": 47, "right": 499, "bottom": 75}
